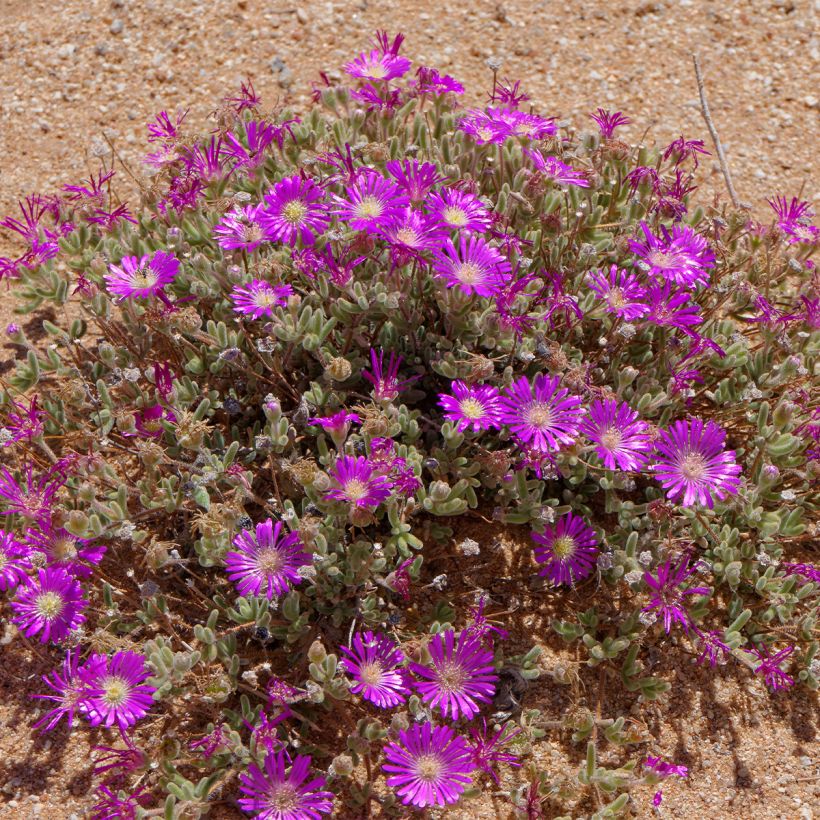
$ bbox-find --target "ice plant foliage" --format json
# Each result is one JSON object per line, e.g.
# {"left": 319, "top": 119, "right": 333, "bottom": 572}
{"left": 1, "top": 29, "right": 817, "bottom": 818}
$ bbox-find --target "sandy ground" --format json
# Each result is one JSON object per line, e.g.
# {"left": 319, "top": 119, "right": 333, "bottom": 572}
{"left": 0, "top": 1, "right": 818, "bottom": 817}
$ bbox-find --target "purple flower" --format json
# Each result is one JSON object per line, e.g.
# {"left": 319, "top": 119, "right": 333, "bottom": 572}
{"left": 782, "top": 562, "right": 820, "bottom": 585}
{"left": 590, "top": 108, "right": 631, "bottom": 139}
{"left": 489, "top": 107, "right": 556, "bottom": 140}
{"left": 644, "top": 755, "right": 689, "bottom": 779}
{"left": 86, "top": 205, "right": 137, "bottom": 232}
{"left": 432, "top": 235, "right": 512, "bottom": 297}
{"left": 93, "top": 741, "right": 146, "bottom": 781}
{"left": 411, "top": 66, "right": 464, "bottom": 96}
{"left": 310, "top": 410, "right": 360, "bottom": 447}
{"left": 25, "top": 525, "right": 106, "bottom": 578}
{"left": 231, "top": 280, "right": 292, "bottom": 319}
{"left": 459, "top": 109, "right": 509, "bottom": 144}
{"left": 500, "top": 374, "right": 583, "bottom": 452}
{"left": 410, "top": 629, "right": 498, "bottom": 720}
{"left": 345, "top": 48, "right": 411, "bottom": 82}
{"left": 340, "top": 630, "right": 409, "bottom": 708}
{"left": 90, "top": 786, "right": 151, "bottom": 820}
{"left": 630, "top": 222, "right": 715, "bottom": 290}
{"left": 220, "top": 121, "right": 279, "bottom": 175}
{"left": 532, "top": 512, "right": 598, "bottom": 586}
{"left": 385, "top": 159, "right": 443, "bottom": 205}
{"left": 224, "top": 77, "right": 261, "bottom": 113}
{"left": 190, "top": 724, "right": 230, "bottom": 759}
{"left": 63, "top": 169, "right": 116, "bottom": 205}
{"left": 259, "top": 175, "right": 329, "bottom": 246}
{"left": 464, "top": 596, "right": 509, "bottom": 645}
{"left": 651, "top": 418, "right": 742, "bottom": 508}
{"left": 751, "top": 644, "right": 795, "bottom": 692}
{"left": 146, "top": 109, "right": 188, "bottom": 142}
{"left": 662, "top": 136, "right": 710, "bottom": 168}
{"left": 32, "top": 647, "right": 89, "bottom": 731}
{"left": 0, "top": 529, "right": 29, "bottom": 590}
{"left": 79, "top": 651, "right": 156, "bottom": 731}
{"left": 644, "top": 281, "right": 703, "bottom": 330}
{"left": 580, "top": 399, "right": 652, "bottom": 471}
{"left": 587, "top": 265, "right": 649, "bottom": 322}
{"left": 182, "top": 137, "right": 228, "bottom": 182}
{"left": 438, "top": 381, "right": 502, "bottom": 432}
{"left": 238, "top": 750, "right": 333, "bottom": 819}
{"left": 426, "top": 188, "right": 492, "bottom": 232}
{"left": 767, "top": 195, "right": 819, "bottom": 244}
{"left": 323, "top": 455, "right": 392, "bottom": 510}
{"left": 225, "top": 518, "right": 310, "bottom": 599}
{"left": 642, "top": 555, "right": 710, "bottom": 633}
{"left": 377, "top": 208, "right": 447, "bottom": 259}
{"left": 104, "top": 250, "right": 180, "bottom": 300}
{"left": 214, "top": 205, "right": 270, "bottom": 252}
{"left": 468, "top": 719, "right": 522, "bottom": 785}
{"left": 11, "top": 567, "right": 87, "bottom": 643}
{"left": 333, "top": 172, "right": 408, "bottom": 230}
{"left": 362, "top": 348, "right": 419, "bottom": 402}
{"left": 383, "top": 722, "right": 473, "bottom": 808}
{"left": 524, "top": 150, "right": 589, "bottom": 187}
{"left": 130, "top": 403, "right": 175, "bottom": 438}
{"left": 693, "top": 628, "right": 731, "bottom": 667}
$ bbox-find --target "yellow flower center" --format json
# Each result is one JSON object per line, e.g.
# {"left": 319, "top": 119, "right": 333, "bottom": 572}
{"left": 458, "top": 397, "right": 485, "bottom": 419}
{"left": 52, "top": 536, "right": 79, "bottom": 562}
{"left": 415, "top": 753, "right": 444, "bottom": 783}
{"left": 552, "top": 535, "right": 577, "bottom": 559}
{"left": 281, "top": 199, "right": 308, "bottom": 225}
{"left": 607, "top": 287, "right": 625, "bottom": 308}
{"left": 102, "top": 675, "right": 130, "bottom": 706}
{"left": 257, "top": 547, "right": 285, "bottom": 575}
{"left": 600, "top": 428, "right": 623, "bottom": 451}
{"left": 343, "top": 479, "right": 370, "bottom": 502}
{"left": 455, "top": 262, "right": 481, "bottom": 284}
{"left": 131, "top": 267, "right": 159, "bottom": 289}
{"left": 436, "top": 660, "right": 467, "bottom": 693}
{"left": 36, "top": 591, "right": 64, "bottom": 620}
{"left": 243, "top": 223, "right": 263, "bottom": 243}
{"left": 442, "top": 206, "right": 468, "bottom": 226}
{"left": 354, "top": 196, "right": 383, "bottom": 219}
{"left": 526, "top": 403, "right": 553, "bottom": 429}
{"left": 358, "top": 661, "right": 384, "bottom": 687}
{"left": 367, "top": 62, "right": 388, "bottom": 80}
{"left": 395, "top": 227, "right": 420, "bottom": 246}
{"left": 254, "top": 288, "right": 279, "bottom": 308}
{"left": 680, "top": 452, "right": 708, "bottom": 481}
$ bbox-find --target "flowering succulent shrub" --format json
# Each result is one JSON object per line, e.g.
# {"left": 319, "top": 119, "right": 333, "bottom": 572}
{"left": 1, "top": 30, "right": 818, "bottom": 819}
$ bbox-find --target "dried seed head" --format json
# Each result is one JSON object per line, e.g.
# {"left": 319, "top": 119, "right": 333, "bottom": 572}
{"left": 325, "top": 356, "right": 353, "bottom": 382}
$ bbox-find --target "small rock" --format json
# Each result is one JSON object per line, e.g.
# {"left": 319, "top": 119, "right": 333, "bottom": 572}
{"left": 296, "top": 7, "right": 308, "bottom": 24}
{"left": 804, "top": 95, "right": 818, "bottom": 108}
{"left": 57, "top": 43, "right": 76, "bottom": 59}
{"left": 110, "top": 18, "right": 124, "bottom": 34}
{"left": 799, "top": 755, "right": 812, "bottom": 767}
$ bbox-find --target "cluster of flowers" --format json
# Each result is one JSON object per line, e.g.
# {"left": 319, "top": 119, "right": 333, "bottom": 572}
{"left": 0, "top": 26, "right": 816, "bottom": 820}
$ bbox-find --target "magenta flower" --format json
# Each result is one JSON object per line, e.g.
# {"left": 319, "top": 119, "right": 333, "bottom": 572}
{"left": 630, "top": 222, "right": 715, "bottom": 290}
{"left": 642, "top": 555, "right": 710, "bottom": 632}
{"left": 225, "top": 518, "right": 311, "bottom": 599}
{"left": 412, "top": 66, "right": 465, "bottom": 96}
{"left": 383, "top": 722, "right": 473, "bottom": 808}
{"left": 432, "top": 235, "right": 512, "bottom": 297}
{"left": 333, "top": 172, "right": 408, "bottom": 230}
{"left": 532, "top": 512, "right": 598, "bottom": 586}
{"left": 25, "top": 525, "right": 106, "bottom": 578}
{"left": 79, "top": 651, "right": 156, "bottom": 731}
{"left": 324, "top": 455, "right": 392, "bottom": 510}
{"left": 11, "top": 567, "right": 87, "bottom": 643}
{"left": 310, "top": 410, "right": 360, "bottom": 447}
{"left": 0, "top": 396, "right": 42, "bottom": 447}
{"left": 693, "top": 628, "right": 731, "bottom": 667}
{"left": 260, "top": 175, "right": 329, "bottom": 246}
{"left": 231, "top": 280, "right": 292, "bottom": 319}
{"left": 650, "top": 418, "right": 741, "bottom": 508}
{"left": 91, "top": 785, "right": 151, "bottom": 820}
{"left": 524, "top": 150, "right": 589, "bottom": 187}
{"left": 32, "top": 647, "right": 89, "bottom": 731}
{"left": 377, "top": 208, "right": 447, "bottom": 258}
{"left": 385, "top": 159, "right": 443, "bottom": 204}
{"left": 410, "top": 629, "right": 498, "bottom": 720}
{"left": 63, "top": 169, "right": 116, "bottom": 205}
{"left": 580, "top": 399, "right": 652, "bottom": 471}
{"left": 438, "top": 381, "right": 502, "bottom": 432}
{"left": 362, "top": 348, "right": 419, "bottom": 402}
{"left": 459, "top": 109, "right": 509, "bottom": 145}
{"left": 132, "top": 404, "right": 175, "bottom": 438}
{"left": 0, "top": 529, "right": 28, "bottom": 591}
{"left": 182, "top": 136, "right": 228, "bottom": 182}
{"left": 590, "top": 108, "right": 631, "bottom": 139}
{"left": 340, "top": 630, "right": 409, "bottom": 708}
{"left": 644, "top": 755, "right": 689, "bottom": 779}
{"left": 468, "top": 719, "right": 522, "bottom": 785}
{"left": 214, "top": 205, "right": 270, "bottom": 252}
{"left": 238, "top": 750, "right": 333, "bottom": 819}
{"left": 146, "top": 108, "right": 188, "bottom": 142}
{"left": 767, "top": 195, "right": 819, "bottom": 244}
{"left": 104, "top": 250, "right": 180, "bottom": 300}
{"left": 644, "top": 281, "right": 703, "bottom": 330}
{"left": 345, "top": 48, "right": 411, "bottom": 82}
{"left": 586, "top": 266, "right": 650, "bottom": 318}
{"left": 500, "top": 374, "right": 583, "bottom": 452}
{"left": 221, "top": 120, "right": 276, "bottom": 175}
{"left": 464, "top": 597, "right": 509, "bottom": 645}
{"left": 751, "top": 644, "right": 795, "bottom": 691}
{"left": 92, "top": 742, "right": 146, "bottom": 780}
{"left": 663, "top": 135, "right": 710, "bottom": 168}
{"left": 426, "top": 188, "right": 492, "bottom": 232}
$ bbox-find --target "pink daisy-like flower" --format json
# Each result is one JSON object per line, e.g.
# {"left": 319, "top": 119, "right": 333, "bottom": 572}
{"left": 220, "top": 120, "right": 276, "bottom": 175}
{"left": 524, "top": 150, "right": 589, "bottom": 187}
{"left": 500, "top": 374, "right": 584, "bottom": 452}
{"left": 459, "top": 109, "right": 509, "bottom": 145}
{"left": 345, "top": 48, "right": 411, "bottom": 82}
{"left": 432, "top": 235, "right": 512, "bottom": 297}
{"left": 0, "top": 463, "right": 65, "bottom": 521}
{"left": 362, "top": 348, "right": 420, "bottom": 402}
{"left": 340, "top": 630, "right": 409, "bottom": 708}
{"left": 231, "top": 280, "right": 293, "bottom": 319}
{"left": 411, "top": 66, "right": 465, "bottom": 96}
{"left": 410, "top": 629, "right": 498, "bottom": 720}
{"left": 310, "top": 410, "right": 360, "bottom": 447}
{"left": 104, "top": 250, "right": 180, "bottom": 300}
{"left": 767, "top": 195, "right": 819, "bottom": 244}
{"left": 383, "top": 722, "right": 473, "bottom": 808}
{"left": 25, "top": 524, "right": 106, "bottom": 579}
{"left": 377, "top": 208, "right": 447, "bottom": 259}
{"left": 238, "top": 750, "right": 333, "bottom": 819}
{"left": 225, "top": 518, "right": 311, "bottom": 599}
{"left": 438, "top": 381, "right": 502, "bottom": 432}
{"left": 79, "top": 651, "right": 156, "bottom": 731}
{"left": 11, "top": 567, "right": 87, "bottom": 643}
{"left": 0, "top": 529, "right": 29, "bottom": 591}
{"left": 580, "top": 399, "right": 652, "bottom": 471}
{"left": 630, "top": 221, "right": 715, "bottom": 290}
{"left": 586, "top": 265, "right": 649, "bottom": 321}
{"left": 751, "top": 644, "right": 795, "bottom": 692}
{"left": 650, "top": 418, "right": 742, "bottom": 508}
{"left": 214, "top": 205, "right": 270, "bottom": 252}
{"left": 489, "top": 107, "right": 557, "bottom": 140}
{"left": 385, "top": 160, "right": 443, "bottom": 205}
{"left": 0, "top": 395, "right": 45, "bottom": 447}
{"left": 333, "top": 172, "right": 408, "bottom": 230}
{"left": 131, "top": 404, "right": 175, "bottom": 438}
{"left": 426, "top": 188, "right": 492, "bottom": 232}
{"left": 324, "top": 455, "right": 392, "bottom": 510}
{"left": 532, "top": 511, "right": 599, "bottom": 586}
{"left": 468, "top": 719, "right": 522, "bottom": 785}
{"left": 32, "top": 647, "right": 89, "bottom": 731}
{"left": 259, "top": 175, "right": 329, "bottom": 247}
{"left": 590, "top": 109, "right": 631, "bottom": 139}
{"left": 644, "top": 281, "right": 703, "bottom": 330}
{"left": 643, "top": 555, "right": 710, "bottom": 633}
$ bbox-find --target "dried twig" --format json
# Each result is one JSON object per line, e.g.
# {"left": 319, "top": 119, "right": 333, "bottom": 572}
{"left": 692, "top": 54, "right": 742, "bottom": 209}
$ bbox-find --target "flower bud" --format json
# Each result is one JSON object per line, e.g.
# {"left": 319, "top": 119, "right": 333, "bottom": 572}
{"left": 307, "top": 640, "right": 327, "bottom": 664}
{"left": 330, "top": 754, "right": 354, "bottom": 777}
{"left": 325, "top": 356, "right": 353, "bottom": 382}
{"left": 65, "top": 510, "right": 89, "bottom": 537}
{"left": 429, "top": 480, "right": 451, "bottom": 501}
